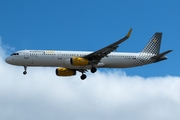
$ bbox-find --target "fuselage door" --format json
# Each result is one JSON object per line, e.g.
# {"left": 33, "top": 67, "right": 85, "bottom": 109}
{"left": 24, "top": 51, "right": 29, "bottom": 59}
{"left": 57, "top": 52, "right": 62, "bottom": 60}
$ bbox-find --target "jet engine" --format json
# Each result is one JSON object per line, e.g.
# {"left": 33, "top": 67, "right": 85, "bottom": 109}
{"left": 55, "top": 68, "right": 76, "bottom": 76}
{"left": 70, "top": 57, "right": 89, "bottom": 66}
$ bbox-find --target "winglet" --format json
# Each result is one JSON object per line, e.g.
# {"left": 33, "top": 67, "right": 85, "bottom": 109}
{"left": 126, "top": 28, "right": 132, "bottom": 38}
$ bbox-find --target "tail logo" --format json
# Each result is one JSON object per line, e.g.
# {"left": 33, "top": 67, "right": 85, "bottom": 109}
{"left": 153, "top": 39, "right": 157, "bottom": 43}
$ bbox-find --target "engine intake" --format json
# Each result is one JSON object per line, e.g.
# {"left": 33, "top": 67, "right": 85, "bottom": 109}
{"left": 70, "top": 57, "right": 89, "bottom": 66}
{"left": 56, "top": 68, "right": 76, "bottom": 76}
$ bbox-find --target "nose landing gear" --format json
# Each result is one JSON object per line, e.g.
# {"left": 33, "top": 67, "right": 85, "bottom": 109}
{"left": 23, "top": 71, "right": 27, "bottom": 75}
{"left": 23, "top": 66, "right": 27, "bottom": 75}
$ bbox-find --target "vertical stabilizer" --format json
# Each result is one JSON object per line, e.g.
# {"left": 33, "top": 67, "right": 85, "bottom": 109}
{"left": 142, "top": 33, "right": 162, "bottom": 55}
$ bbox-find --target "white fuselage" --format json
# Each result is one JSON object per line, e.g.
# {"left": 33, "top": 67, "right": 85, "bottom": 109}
{"left": 5, "top": 50, "right": 155, "bottom": 69}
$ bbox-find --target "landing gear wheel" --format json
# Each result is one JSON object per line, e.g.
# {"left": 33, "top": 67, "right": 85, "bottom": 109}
{"left": 23, "top": 66, "right": 27, "bottom": 75}
{"left": 80, "top": 74, "right": 87, "bottom": 80}
{"left": 91, "top": 67, "right": 97, "bottom": 73}
{"left": 23, "top": 71, "right": 27, "bottom": 75}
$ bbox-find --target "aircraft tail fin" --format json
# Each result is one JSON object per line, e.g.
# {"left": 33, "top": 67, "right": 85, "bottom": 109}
{"left": 141, "top": 33, "right": 162, "bottom": 55}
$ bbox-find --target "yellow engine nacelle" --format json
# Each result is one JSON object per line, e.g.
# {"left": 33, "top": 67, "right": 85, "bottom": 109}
{"left": 55, "top": 68, "right": 76, "bottom": 76}
{"left": 70, "top": 57, "right": 89, "bottom": 66}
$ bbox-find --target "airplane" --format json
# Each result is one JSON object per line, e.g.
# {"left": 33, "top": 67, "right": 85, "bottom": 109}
{"left": 5, "top": 28, "right": 172, "bottom": 80}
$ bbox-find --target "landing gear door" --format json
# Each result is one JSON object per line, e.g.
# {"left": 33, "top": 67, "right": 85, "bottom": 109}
{"left": 57, "top": 52, "right": 62, "bottom": 60}
{"left": 24, "top": 51, "right": 29, "bottom": 59}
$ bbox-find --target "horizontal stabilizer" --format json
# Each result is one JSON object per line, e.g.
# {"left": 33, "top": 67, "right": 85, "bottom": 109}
{"left": 151, "top": 50, "right": 173, "bottom": 59}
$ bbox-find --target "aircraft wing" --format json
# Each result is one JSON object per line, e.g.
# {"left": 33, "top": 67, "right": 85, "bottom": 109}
{"left": 84, "top": 28, "right": 132, "bottom": 64}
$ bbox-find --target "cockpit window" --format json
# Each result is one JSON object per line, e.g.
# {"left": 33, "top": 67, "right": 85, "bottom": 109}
{"left": 11, "top": 53, "right": 19, "bottom": 56}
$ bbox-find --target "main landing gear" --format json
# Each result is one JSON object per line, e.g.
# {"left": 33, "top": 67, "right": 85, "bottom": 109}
{"left": 90, "top": 67, "right": 97, "bottom": 73}
{"left": 23, "top": 66, "right": 27, "bottom": 75}
{"left": 80, "top": 74, "right": 86, "bottom": 80}
{"left": 80, "top": 67, "right": 97, "bottom": 80}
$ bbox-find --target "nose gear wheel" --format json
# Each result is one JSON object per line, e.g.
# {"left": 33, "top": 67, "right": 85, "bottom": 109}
{"left": 23, "top": 66, "right": 27, "bottom": 75}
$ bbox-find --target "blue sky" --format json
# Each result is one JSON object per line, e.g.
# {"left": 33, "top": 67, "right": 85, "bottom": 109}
{"left": 0, "top": 0, "right": 179, "bottom": 77}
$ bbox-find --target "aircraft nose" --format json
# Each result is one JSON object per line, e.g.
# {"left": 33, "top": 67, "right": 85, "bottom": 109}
{"left": 5, "top": 57, "right": 11, "bottom": 64}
